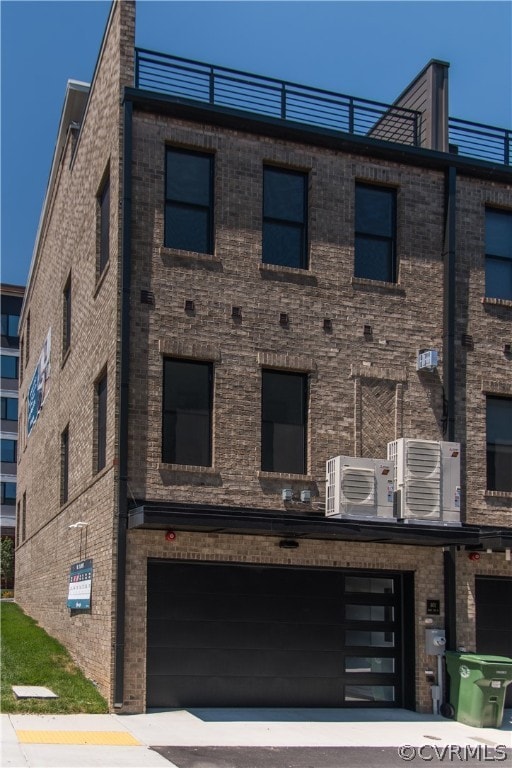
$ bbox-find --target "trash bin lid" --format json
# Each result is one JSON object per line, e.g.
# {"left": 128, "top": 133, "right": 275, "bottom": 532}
{"left": 457, "top": 654, "right": 512, "bottom": 665}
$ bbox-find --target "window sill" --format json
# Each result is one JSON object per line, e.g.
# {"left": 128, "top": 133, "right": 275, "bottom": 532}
{"left": 481, "top": 296, "right": 512, "bottom": 308}
{"left": 160, "top": 246, "right": 222, "bottom": 271}
{"left": 259, "top": 263, "right": 317, "bottom": 286}
{"left": 257, "top": 470, "right": 314, "bottom": 482}
{"left": 93, "top": 260, "right": 110, "bottom": 299}
{"left": 351, "top": 276, "right": 405, "bottom": 295}
{"left": 158, "top": 462, "right": 222, "bottom": 486}
{"left": 484, "top": 490, "right": 512, "bottom": 499}
{"left": 158, "top": 462, "right": 218, "bottom": 474}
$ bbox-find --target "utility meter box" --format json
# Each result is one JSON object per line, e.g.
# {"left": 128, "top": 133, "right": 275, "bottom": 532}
{"left": 425, "top": 628, "right": 447, "bottom": 655}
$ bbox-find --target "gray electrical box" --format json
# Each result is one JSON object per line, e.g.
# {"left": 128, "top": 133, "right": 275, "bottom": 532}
{"left": 425, "top": 628, "right": 447, "bottom": 655}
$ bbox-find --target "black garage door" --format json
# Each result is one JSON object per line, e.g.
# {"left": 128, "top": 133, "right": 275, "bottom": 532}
{"left": 476, "top": 576, "right": 512, "bottom": 708}
{"left": 146, "top": 561, "right": 414, "bottom": 708}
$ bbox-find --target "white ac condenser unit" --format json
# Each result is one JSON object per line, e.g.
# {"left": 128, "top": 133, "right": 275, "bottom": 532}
{"left": 387, "top": 438, "right": 460, "bottom": 523}
{"left": 325, "top": 456, "right": 394, "bottom": 520}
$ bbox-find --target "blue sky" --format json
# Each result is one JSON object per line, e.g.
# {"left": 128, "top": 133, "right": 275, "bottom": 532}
{"left": 1, "top": 0, "right": 511, "bottom": 287}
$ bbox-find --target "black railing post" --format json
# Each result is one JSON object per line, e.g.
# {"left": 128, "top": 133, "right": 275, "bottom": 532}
{"left": 209, "top": 66, "right": 215, "bottom": 105}
{"left": 348, "top": 97, "right": 354, "bottom": 134}
{"left": 281, "top": 83, "right": 286, "bottom": 119}
{"left": 134, "top": 49, "right": 139, "bottom": 87}
{"left": 413, "top": 114, "right": 419, "bottom": 147}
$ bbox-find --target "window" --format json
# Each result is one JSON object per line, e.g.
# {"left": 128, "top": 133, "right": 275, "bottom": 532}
{"left": 98, "top": 173, "right": 110, "bottom": 274}
{"left": 22, "top": 491, "right": 26, "bottom": 541}
{"left": 485, "top": 209, "right": 512, "bottom": 300}
{"left": 63, "top": 274, "right": 71, "bottom": 356}
{"left": 486, "top": 396, "right": 512, "bottom": 492}
{"left": 261, "top": 370, "right": 307, "bottom": 474}
{"left": 355, "top": 183, "right": 397, "bottom": 282}
{"left": 1, "top": 397, "right": 18, "bottom": 421}
{"left": 25, "top": 312, "right": 30, "bottom": 367}
{"left": 1, "top": 481, "right": 16, "bottom": 505}
{"left": 96, "top": 372, "right": 107, "bottom": 472}
{"left": 165, "top": 148, "right": 213, "bottom": 254}
{"left": 1, "top": 313, "right": 19, "bottom": 340}
{"left": 263, "top": 167, "right": 307, "bottom": 269}
{"left": 0, "top": 354, "right": 19, "bottom": 379}
{"left": 162, "top": 359, "right": 213, "bottom": 466}
{"left": 1, "top": 439, "right": 17, "bottom": 463}
{"left": 61, "top": 426, "right": 69, "bottom": 504}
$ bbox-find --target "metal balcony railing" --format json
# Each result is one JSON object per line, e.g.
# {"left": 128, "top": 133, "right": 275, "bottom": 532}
{"left": 135, "top": 48, "right": 511, "bottom": 166}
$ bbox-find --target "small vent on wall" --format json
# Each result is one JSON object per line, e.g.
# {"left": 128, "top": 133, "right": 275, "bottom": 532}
{"left": 363, "top": 324, "right": 373, "bottom": 340}
{"left": 140, "top": 290, "right": 155, "bottom": 306}
{"left": 280, "top": 312, "right": 289, "bottom": 327}
{"left": 461, "top": 334, "right": 474, "bottom": 349}
{"left": 185, "top": 300, "right": 195, "bottom": 314}
{"left": 323, "top": 318, "right": 333, "bottom": 333}
{"left": 232, "top": 306, "right": 242, "bottom": 320}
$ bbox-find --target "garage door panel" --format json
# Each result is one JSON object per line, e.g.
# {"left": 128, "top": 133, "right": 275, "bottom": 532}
{"left": 476, "top": 577, "right": 512, "bottom": 708}
{"left": 476, "top": 604, "right": 512, "bottom": 631}
{"left": 146, "top": 562, "right": 405, "bottom": 708}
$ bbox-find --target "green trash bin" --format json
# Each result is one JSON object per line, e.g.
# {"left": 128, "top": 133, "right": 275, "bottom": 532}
{"left": 445, "top": 651, "right": 512, "bottom": 728}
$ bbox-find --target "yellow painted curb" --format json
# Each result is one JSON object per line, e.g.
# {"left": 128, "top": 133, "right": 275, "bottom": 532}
{"left": 16, "top": 730, "right": 141, "bottom": 746}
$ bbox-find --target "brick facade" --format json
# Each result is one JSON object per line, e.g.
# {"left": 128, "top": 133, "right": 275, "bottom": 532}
{"left": 15, "top": 0, "right": 511, "bottom": 713}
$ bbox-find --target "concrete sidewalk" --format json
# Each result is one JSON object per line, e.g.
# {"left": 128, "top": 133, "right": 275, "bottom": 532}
{"left": 2, "top": 708, "right": 511, "bottom": 768}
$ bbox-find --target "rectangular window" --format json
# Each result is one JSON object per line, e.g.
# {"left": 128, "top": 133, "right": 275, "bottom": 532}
{"left": 1, "top": 313, "right": 20, "bottom": 340}
{"left": 1, "top": 439, "right": 17, "bottom": 463}
{"left": 98, "top": 174, "right": 110, "bottom": 274}
{"left": 1, "top": 481, "right": 16, "bottom": 505}
{"left": 485, "top": 209, "right": 512, "bottom": 300}
{"left": 61, "top": 426, "right": 69, "bottom": 504}
{"left": 16, "top": 500, "right": 20, "bottom": 546}
{"left": 165, "top": 148, "right": 214, "bottom": 254}
{"left": 0, "top": 354, "right": 19, "bottom": 379}
{"left": 22, "top": 491, "right": 26, "bottom": 541}
{"left": 261, "top": 370, "right": 307, "bottom": 474}
{"left": 1, "top": 396, "right": 18, "bottom": 421}
{"left": 25, "top": 312, "right": 30, "bottom": 367}
{"left": 96, "top": 372, "right": 107, "bottom": 472}
{"left": 263, "top": 167, "right": 307, "bottom": 269}
{"left": 162, "top": 359, "right": 213, "bottom": 466}
{"left": 355, "top": 183, "right": 397, "bottom": 282}
{"left": 486, "top": 396, "right": 512, "bottom": 491}
{"left": 63, "top": 274, "right": 71, "bottom": 356}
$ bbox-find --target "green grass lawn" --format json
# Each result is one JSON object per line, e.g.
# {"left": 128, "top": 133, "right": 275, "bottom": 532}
{"left": 1, "top": 601, "right": 108, "bottom": 713}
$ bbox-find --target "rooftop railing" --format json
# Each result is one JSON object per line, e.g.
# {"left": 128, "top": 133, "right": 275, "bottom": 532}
{"left": 135, "top": 48, "right": 511, "bottom": 166}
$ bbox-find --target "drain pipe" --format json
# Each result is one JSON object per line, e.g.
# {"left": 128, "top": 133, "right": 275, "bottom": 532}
{"left": 113, "top": 97, "right": 133, "bottom": 709}
{"left": 442, "top": 165, "right": 458, "bottom": 712}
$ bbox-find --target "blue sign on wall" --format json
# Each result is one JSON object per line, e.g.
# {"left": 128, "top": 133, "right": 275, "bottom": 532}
{"left": 67, "top": 559, "right": 93, "bottom": 609}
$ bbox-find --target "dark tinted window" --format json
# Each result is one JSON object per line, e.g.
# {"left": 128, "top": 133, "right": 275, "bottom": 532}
{"left": 263, "top": 167, "right": 307, "bottom": 269}
{"left": 99, "top": 175, "right": 110, "bottom": 274}
{"left": 96, "top": 373, "right": 107, "bottom": 472}
{"left": 162, "top": 359, "right": 212, "bottom": 466}
{"left": 1, "top": 481, "right": 16, "bottom": 505}
{"left": 165, "top": 148, "right": 213, "bottom": 254}
{"left": 1, "top": 397, "right": 18, "bottom": 420}
{"left": 0, "top": 355, "right": 18, "bottom": 379}
{"left": 261, "top": 370, "right": 307, "bottom": 473}
{"left": 487, "top": 396, "right": 512, "bottom": 491}
{"left": 61, "top": 427, "right": 69, "bottom": 504}
{"left": 63, "top": 275, "right": 71, "bottom": 356}
{"left": 355, "top": 184, "right": 396, "bottom": 282}
{"left": 485, "top": 209, "right": 512, "bottom": 300}
{"left": 1, "top": 439, "right": 17, "bottom": 463}
{"left": 1, "top": 313, "right": 19, "bottom": 339}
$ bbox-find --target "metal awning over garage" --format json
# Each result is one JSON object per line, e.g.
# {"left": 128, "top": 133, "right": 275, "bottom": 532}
{"left": 128, "top": 501, "right": 512, "bottom": 551}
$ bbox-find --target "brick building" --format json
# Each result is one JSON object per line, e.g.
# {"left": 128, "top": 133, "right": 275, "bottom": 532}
{"left": 15, "top": 0, "right": 512, "bottom": 713}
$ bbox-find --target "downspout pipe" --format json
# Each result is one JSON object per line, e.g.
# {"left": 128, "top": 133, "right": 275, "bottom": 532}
{"left": 443, "top": 165, "right": 457, "bottom": 654}
{"left": 114, "top": 97, "right": 133, "bottom": 708}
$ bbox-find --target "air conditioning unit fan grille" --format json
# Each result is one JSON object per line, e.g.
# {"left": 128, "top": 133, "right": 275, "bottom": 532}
{"left": 405, "top": 479, "right": 441, "bottom": 518}
{"left": 406, "top": 441, "right": 441, "bottom": 479}
{"left": 341, "top": 467, "right": 375, "bottom": 505}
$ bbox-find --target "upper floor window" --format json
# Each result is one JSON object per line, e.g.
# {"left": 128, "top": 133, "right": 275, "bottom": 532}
{"left": 485, "top": 209, "right": 512, "bottom": 301}
{"left": 486, "top": 396, "right": 512, "bottom": 492}
{"left": 1, "top": 438, "right": 17, "bottom": 464}
{"left": 165, "top": 148, "right": 214, "bottom": 254}
{"left": 61, "top": 425, "right": 69, "bottom": 504}
{"left": 95, "top": 371, "right": 107, "bottom": 473}
{"left": 261, "top": 369, "right": 307, "bottom": 474}
{"left": 162, "top": 358, "right": 213, "bottom": 467}
{"left": 0, "top": 354, "right": 19, "bottom": 379}
{"left": 1, "top": 396, "right": 18, "bottom": 421}
{"left": 355, "top": 183, "right": 397, "bottom": 283}
{"left": 63, "top": 274, "right": 72, "bottom": 357}
{"left": 98, "top": 173, "right": 110, "bottom": 275}
{"left": 263, "top": 167, "right": 307, "bottom": 269}
{"left": 1, "top": 481, "right": 16, "bottom": 505}
{"left": 1, "top": 313, "right": 19, "bottom": 341}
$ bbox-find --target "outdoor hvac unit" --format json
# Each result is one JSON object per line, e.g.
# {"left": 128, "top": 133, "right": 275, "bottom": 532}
{"left": 325, "top": 456, "right": 394, "bottom": 520}
{"left": 387, "top": 439, "right": 460, "bottom": 523}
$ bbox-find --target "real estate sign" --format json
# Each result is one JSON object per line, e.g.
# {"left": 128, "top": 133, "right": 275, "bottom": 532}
{"left": 67, "top": 559, "right": 93, "bottom": 609}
